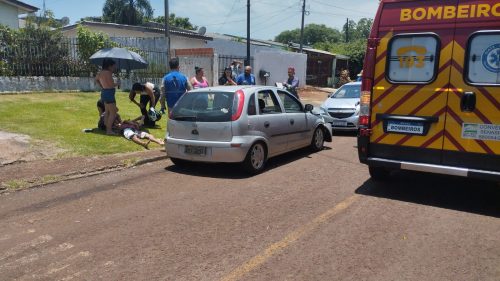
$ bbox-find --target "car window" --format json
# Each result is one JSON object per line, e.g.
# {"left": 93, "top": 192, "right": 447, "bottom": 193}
{"left": 170, "top": 91, "right": 234, "bottom": 122}
{"left": 247, "top": 93, "right": 257, "bottom": 116}
{"left": 332, "top": 85, "right": 360, "bottom": 98}
{"left": 466, "top": 31, "right": 500, "bottom": 86}
{"left": 277, "top": 90, "right": 303, "bottom": 113}
{"left": 257, "top": 90, "right": 282, "bottom": 114}
{"left": 387, "top": 33, "right": 440, "bottom": 84}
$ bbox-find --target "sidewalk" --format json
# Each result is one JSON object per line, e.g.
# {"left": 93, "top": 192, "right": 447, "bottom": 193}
{"left": 0, "top": 149, "right": 168, "bottom": 192}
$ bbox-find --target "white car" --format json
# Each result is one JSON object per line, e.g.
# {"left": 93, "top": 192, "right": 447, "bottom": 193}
{"left": 320, "top": 82, "right": 361, "bottom": 131}
{"left": 166, "top": 86, "right": 333, "bottom": 174}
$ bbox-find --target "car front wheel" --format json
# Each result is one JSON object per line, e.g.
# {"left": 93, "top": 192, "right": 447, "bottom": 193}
{"left": 310, "top": 127, "right": 324, "bottom": 152}
{"left": 242, "top": 142, "right": 267, "bottom": 174}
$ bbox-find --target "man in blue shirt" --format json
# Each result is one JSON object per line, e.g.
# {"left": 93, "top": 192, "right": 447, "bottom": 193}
{"left": 236, "top": 66, "right": 256, "bottom": 85}
{"left": 161, "top": 58, "right": 192, "bottom": 113}
{"left": 283, "top": 67, "right": 299, "bottom": 98}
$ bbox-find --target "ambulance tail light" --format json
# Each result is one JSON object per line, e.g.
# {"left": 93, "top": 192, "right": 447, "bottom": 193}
{"left": 359, "top": 90, "right": 371, "bottom": 127}
{"left": 359, "top": 37, "right": 378, "bottom": 130}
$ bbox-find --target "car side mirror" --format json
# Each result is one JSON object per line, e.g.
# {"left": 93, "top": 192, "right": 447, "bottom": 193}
{"left": 304, "top": 104, "right": 314, "bottom": 112}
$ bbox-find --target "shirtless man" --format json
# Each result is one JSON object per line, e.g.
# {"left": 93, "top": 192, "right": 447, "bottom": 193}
{"left": 95, "top": 59, "right": 119, "bottom": 135}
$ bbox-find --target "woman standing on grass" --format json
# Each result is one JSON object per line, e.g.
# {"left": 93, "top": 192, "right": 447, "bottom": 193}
{"left": 95, "top": 59, "right": 119, "bottom": 135}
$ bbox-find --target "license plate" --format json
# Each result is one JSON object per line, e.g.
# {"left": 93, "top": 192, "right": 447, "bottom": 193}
{"left": 387, "top": 120, "right": 424, "bottom": 135}
{"left": 185, "top": 145, "right": 206, "bottom": 155}
{"left": 332, "top": 120, "right": 347, "bottom": 127}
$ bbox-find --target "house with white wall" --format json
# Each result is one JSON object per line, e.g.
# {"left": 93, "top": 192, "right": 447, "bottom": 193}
{"left": 0, "top": 0, "right": 38, "bottom": 29}
{"left": 60, "top": 21, "right": 212, "bottom": 50}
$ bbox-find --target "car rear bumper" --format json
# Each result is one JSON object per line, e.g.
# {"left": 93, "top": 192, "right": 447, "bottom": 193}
{"left": 165, "top": 137, "right": 250, "bottom": 163}
{"left": 367, "top": 157, "right": 500, "bottom": 182}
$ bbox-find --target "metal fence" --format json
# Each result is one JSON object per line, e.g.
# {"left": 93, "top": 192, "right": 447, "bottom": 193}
{"left": 0, "top": 38, "right": 168, "bottom": 78}
{"left": 218, "top": 55, "right": 254, "bottom": 81}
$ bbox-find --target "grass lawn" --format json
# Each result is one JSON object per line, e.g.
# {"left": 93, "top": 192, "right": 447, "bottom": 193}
{"left": 0, "top": 92, "right": 166, "bottom": 156}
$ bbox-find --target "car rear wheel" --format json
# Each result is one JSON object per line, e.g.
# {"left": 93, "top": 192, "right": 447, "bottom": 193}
{"left": 368, "top": 165, "right": 391, "bottom": 181}
{"left": 310, "top": 127, "right": 324, "bottom": 152}
{"left": 242, "top": 142, "right": 267, "bottom": 174}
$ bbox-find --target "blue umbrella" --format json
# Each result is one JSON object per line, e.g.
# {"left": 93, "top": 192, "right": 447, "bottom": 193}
{"left": 89, "top": 47, "right": 148, "bottom": 70}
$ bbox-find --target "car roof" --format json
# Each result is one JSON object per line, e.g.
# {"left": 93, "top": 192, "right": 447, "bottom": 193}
{"left": 189, "top": 85, "right": 282, "bottom": 93}
{"left": 343, "top": 81, "right": 361, "bottom": 86}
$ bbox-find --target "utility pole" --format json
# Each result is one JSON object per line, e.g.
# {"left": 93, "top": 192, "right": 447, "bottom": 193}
{"left": 299, "top": 0, "right": 306, "bottom": 53}
{"left": 246, "top": 0, "right": 251, "bottom": 66}
{"left": 165, "top": 0, "right": 170, "bottom": 67}
{"left": 345, "top": 18, "right": 349, "bottom": 43}
{"left": 42, "top": 0, "right": 46, "bottom": 17}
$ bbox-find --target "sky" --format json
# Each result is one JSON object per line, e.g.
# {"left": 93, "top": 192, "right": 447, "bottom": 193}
{"left": 22, "top": 0, "right": 379, "bottom": 40}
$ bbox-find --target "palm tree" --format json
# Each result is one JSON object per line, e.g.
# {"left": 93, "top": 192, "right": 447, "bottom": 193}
{"left": 103, "top": 0, "right": 153, "bottom": 25}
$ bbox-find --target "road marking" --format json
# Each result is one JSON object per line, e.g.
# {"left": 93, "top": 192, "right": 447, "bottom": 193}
{"left": 0, "top": 234, "right": 53, "bottom": 262}
{"left": 220, "top": 195, "right": 359, "bottom": 281}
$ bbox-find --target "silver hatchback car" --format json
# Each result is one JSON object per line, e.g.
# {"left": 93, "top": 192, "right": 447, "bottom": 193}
{"left": 320, "top": 81, "right": 361, "bottom": 131}
{"left": 165, "top": 86, "right": 332, "bottom": 174}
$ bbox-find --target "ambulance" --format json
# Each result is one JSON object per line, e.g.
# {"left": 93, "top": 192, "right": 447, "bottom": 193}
{"left": 358, "top": 0, "right": 500, "bottom": 181}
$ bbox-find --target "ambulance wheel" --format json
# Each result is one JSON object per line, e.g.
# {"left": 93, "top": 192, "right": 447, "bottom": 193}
{"left": 368, "top": 165, "right": 391, "bottom": 181}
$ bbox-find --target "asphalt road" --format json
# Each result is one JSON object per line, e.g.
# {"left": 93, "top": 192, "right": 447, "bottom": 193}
{"left": 0, "top": 134, "right": 499, "bottom": 281}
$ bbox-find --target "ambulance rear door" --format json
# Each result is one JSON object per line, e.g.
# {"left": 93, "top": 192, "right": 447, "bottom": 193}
{"left": 443, "top": 0, "right": 500, "bottom": 172}
{"left": 369, "top": 0, "right": 458, "bottom": 164}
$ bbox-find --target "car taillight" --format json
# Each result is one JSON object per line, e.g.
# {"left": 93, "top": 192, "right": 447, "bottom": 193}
{"left": 231, "top": 90, "right": 245, "bottom": 121}
{"left": 359, "top": 90, "right": 371, "bottom": 127}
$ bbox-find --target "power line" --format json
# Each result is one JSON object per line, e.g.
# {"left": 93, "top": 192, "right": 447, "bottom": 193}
{"left": 310, "top": 0, "right": 371, "bottom": 16}
{"left": 216, "top": 0, "right": 241, "bottom": 33}
{"left": 251, "top": 10, "right": 298, "bottom": 34}
{"left": 309, "top": 10, "right": 365, "bottom": 18}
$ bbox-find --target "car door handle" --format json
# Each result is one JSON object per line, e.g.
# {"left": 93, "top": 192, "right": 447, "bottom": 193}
{"left": 290, "top": 119, "right": 295, "bottom": 125}
{"left": 460, "top": 91, "right": 476, "bottom": 112}
{"left": 264, "top": 121, "right": 270, "bottom": 128}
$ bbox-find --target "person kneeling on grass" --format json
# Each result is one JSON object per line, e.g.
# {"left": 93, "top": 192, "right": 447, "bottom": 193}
{"left": 117, "top": 117, "right": 164, "bottom": 149}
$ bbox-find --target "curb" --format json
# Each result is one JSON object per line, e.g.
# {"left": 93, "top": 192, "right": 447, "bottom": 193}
{"left": 0, "top": 154, "right": 170, "bottom": 194}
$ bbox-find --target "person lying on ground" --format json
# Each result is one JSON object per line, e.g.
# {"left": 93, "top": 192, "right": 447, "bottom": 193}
{"left": 116, "top": 116, "right": 164, "bottom": 149}
{"left": 98, "top": 112, "right": 122, "bottom": 132}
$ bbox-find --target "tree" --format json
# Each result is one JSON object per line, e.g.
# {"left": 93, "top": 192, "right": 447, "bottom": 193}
{"left": 102, "top": 0, "right": 153, "bottom": 25}
{"left": 342, "top": 18, "right": 373, "bottom": 42}
{"left": 275, "top": 24, "right": 342, "bottom": 46}
{"left": 151, "top": 13, "right": 197, "bottom": 31}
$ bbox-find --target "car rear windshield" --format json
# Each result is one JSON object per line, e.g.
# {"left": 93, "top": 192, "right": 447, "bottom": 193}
{"left": 171, "top": 91, "right": 235, "bottom": 122}
{"left": 332, "top": 85, "right": 360, "bottom": 98}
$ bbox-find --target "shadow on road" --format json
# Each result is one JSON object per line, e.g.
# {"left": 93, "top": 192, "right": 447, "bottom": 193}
{"left": 164, "top": 146, "right": 327, "bottom": 179}
{"left": 355, "top": 171, "right": 500, "bottom": 218}
{"left": 332, "top": 131, "right": 357, "bottom": 138}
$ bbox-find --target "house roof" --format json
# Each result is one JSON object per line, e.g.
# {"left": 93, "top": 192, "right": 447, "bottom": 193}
{"left": 60, "top": 21, "right": 213, "bottom": 41}
{"left": 1, "top": 0, "right": 39, "bottom": 13}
